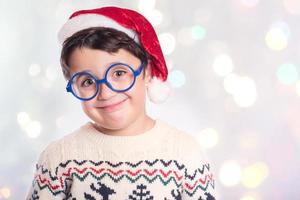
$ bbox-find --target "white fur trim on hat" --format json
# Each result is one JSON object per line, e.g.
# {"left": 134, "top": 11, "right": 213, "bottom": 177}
{"left": 57, "top": 14, "right": 139, "bottom": 44}
{"left": 147, "top": 77, "right": 171, "bottom": 103}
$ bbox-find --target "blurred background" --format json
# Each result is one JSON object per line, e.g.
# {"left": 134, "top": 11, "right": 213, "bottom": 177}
{"left": 1, "top": 0, "right": 300, "bottom": 199}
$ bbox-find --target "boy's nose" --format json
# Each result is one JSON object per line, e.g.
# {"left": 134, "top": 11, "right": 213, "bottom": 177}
{"left": 97, "top": 83, "right": 116, "bottom": 100}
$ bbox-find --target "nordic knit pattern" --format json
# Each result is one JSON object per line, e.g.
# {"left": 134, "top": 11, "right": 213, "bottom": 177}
{"left": 26, "top": 120, "right": 216, "bottom": 200}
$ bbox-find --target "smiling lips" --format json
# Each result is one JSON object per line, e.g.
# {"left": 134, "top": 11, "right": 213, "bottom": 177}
{"left": 99, "top": 98, "right": 128, "bottom": 112}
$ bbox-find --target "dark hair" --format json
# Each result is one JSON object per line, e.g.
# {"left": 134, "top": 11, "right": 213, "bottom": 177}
{"left": 60, "top": 27, "right": 149, "bottom": 80}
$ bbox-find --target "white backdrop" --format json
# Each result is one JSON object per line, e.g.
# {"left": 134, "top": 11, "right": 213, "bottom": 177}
{"left": 0, "top": 0, "right": 300, "bottom": 199}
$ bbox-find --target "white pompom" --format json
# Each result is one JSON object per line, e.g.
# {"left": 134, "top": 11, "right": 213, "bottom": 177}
{"left": 146, "top": 77, "right": 171, "bottom": 103}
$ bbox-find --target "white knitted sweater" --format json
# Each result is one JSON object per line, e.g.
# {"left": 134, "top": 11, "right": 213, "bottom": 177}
{"left": 26, "top": 119, "right": 216, "bottom": 200}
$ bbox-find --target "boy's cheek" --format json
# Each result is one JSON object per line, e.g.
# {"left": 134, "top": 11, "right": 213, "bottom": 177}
{"left": 80, "top": 101, "right": 97, "bottom": 112}
{"left": 81, "top": 101, "right": 91, "bottom": 108}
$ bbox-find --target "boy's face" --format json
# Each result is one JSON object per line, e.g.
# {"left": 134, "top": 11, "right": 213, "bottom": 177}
{"left": 68, "top": 47, "right": 151, "bottom": 132}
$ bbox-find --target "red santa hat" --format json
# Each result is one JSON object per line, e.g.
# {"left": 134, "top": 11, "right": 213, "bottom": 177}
{"left": 58, "top": 6, "right": 171, "bottom": 103}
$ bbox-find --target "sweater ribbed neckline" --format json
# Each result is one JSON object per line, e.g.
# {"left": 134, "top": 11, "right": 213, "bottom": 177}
{"left": 80, "top": 119, "right": 163, "bottom": 146}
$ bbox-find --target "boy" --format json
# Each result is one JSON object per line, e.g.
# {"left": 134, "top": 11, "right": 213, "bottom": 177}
{"left": 26, "top": 6, "right": 216, "bottom": 200}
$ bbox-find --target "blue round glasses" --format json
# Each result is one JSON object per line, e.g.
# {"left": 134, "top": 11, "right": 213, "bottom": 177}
{"left": 66, "top": 62, "right": 145, "bottom": 101}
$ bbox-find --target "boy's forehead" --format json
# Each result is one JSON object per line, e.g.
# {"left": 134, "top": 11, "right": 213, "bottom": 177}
{"left": 70, "top": 61, "right": 118, "bottom": 77}
{"left": 70, "top": 61, "right": 141, "bottom": 78}
{"left": 69, "top": 48, "right": 114, "bottom": 67}
{"left": 68, "top": 48, "right": 142, "bottom": 77}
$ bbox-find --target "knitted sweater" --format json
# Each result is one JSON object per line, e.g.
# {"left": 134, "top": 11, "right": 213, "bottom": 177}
{"left": 26, "top": 119, "right": 216, "bottom": 200}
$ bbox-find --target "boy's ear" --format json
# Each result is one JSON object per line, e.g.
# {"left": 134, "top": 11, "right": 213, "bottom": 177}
{"left": 144, "top": 63, "right": 152, "bottom": 84}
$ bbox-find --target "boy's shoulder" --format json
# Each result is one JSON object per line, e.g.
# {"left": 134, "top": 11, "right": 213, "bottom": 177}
{"left": 37, "top": 123, "right": 88, "bottom": 167}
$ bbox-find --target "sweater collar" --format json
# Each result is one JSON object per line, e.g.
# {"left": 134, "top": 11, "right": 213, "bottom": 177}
{"left": 80, "top": 119, "right": 162, "bottom": 146}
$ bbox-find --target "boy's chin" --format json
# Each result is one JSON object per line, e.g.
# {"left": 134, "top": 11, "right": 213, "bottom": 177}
{"left": 93, "top": 116, "right": 132, "bottom": 131}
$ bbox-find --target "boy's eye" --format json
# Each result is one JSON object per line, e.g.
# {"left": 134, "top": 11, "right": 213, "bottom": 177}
{"left": 114, "top": 70, "right": 127, "bottom": 77}
{"left": 81, "top": 78, "right": 94, "bottom": 87}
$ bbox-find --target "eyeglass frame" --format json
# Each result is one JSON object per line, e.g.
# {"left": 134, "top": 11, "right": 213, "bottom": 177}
{"left": 66, "top": 62, "right": 145, "bottom": 101}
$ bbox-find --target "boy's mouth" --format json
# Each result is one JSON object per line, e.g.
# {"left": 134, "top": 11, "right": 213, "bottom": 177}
{"left": 98, "top": 98, "right": 128, "bottom": 112}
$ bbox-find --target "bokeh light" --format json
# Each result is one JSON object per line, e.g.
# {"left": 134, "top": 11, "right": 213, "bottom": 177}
{"left": 223, "top": 74, "right": 257, "bottom": 107}
{"left": 25, "top": 120, "right": 42, "bottom": 138}
{"left": 265, "top": 22, "right": 290, "bottom": 51}
{"left": 138, "top": 0, "right": 162, "bottom": 26}
{"left": 177, "top": 25, "right": 206, "bottom": 46}
{"left": 168, "top": 70, "right": 186, "bottom": 88}
{"left": 213, "top": 54, "right": 234, "bottom": 77}
{"left": 143, "top": 9, "right": 163, "bottom": 27}
{"left": 241, "top": 162, "right": 269, "bottom": 188}
{"left": 191, "top": 25, "right": 206, "bottom": 40}
{"left": 276, "top": 63, "right": 298, "bottom": 85}
{"left": 232, "top": 77, "right": 257, "bottom": 107}
{"left": 158, "top": 32, "right": 176, "bottom": 55}
{"left": 28, "top": 63, "right": 41, "bottom": 77}
{"left": 219, "top": 160, "right": 242, "bottom": 187}
{"left": 17, "top": 112, "right": 42, "bottom": 138}
{"left": 0, "top": 187, "right": 11, "bottom": 199}
{"left": 195, "top": 128, "right": 219, "bottom": 149}
{"left": 17, "top": 112, "right": 31, "bottom": 127}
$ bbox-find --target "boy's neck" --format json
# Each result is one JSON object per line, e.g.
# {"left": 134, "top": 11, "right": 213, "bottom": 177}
{"left": 92, "top": 115, "right": 155, "bottom": 136}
